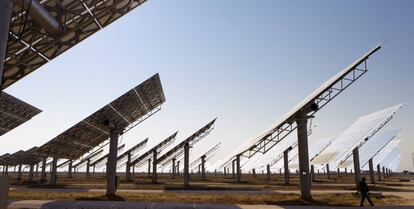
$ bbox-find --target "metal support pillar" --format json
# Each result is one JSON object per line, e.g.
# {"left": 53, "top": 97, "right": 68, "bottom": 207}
{"left": 223, "top": 167, "right": 226, "bottom": 176}
{"left": 345, "top": 168, "right": 348, "bottom": 176}
{"left": 28, "top": 164, "right": 34, "bottom": 182}
{"left": 184, "top": 142, "right": 190, "bottom": 188}
{"left": 86, "top": 159, "right": 90, "bottom": 178}
{"left": 17, "top": 165, "right": 22, "bottom": 180}
{"left": 252, "top": 169, "right": 256, "bottom": 177}
{"left": 147, "top": 158, "right": 151, "bottom": 178}
{"left": 40, "top": 158, "right": 46, "bottom": 183}
{"left": 326, "top": 164, "right": 330, "bottom": 179}
{"left": 266, "top": 164, "right": 271, "bottom": 181}
{"left": 177, "top": 161, "right": 180, "bottom": 176}
{"left": 352, "top": 147, "right": 361, "bottom": 186}
{"left": 172, "top": 158, "right": 176, "bottom": 179}
{"left": 284, "top": 150, "right": 289, "bottom": 185}
{"left": 68, "top": 160, "right": 73, "bottom": 178}
{"left": 50, "top": 157, "right": 58, "bottom": 185}
{"left": 152, "top": 149, "right": 158, "bottom": 184}
{"left": 201, "top": 155, "right": 206, "bottom": 180}
{"left": 106, "top": 130, "right": 120, "bottom": 196}
{"left": 368, "top": 158, "right": 375, "bottom": 184}
{"left": 296, "top": 116, "right": 312, "bottom": 200}
{"left": 311, "top": 165, "right": 315, "bottom": 181}
{"left": 236, "top": 154, "right": 241, "bottom": 183}
{"left": 376, "top": 165, "right": 381, "bottom": 180}
{"left": 0, "top": 0, "right": 12, "bottom": 85}
{"left": 337, "top": 168, "right": 340, "bottom": 177}
{"left": 382, "top": 166, "right": 386, "bottom": 179}
{"left": 232, "top": 160, "right": 236, "bottom": 179}
{"left": 35, "top": 164, "right": 39, "bottom": 177}
{"left": 126, "top": 153, "right": 132, "bottom": 180}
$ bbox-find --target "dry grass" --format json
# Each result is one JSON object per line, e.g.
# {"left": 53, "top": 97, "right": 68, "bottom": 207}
{"left": 9, "top": 191, "right": 405, "bottom": 206}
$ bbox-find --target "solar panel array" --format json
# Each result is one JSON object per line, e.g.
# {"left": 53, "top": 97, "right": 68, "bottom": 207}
{"left": 3, "top": 0, "right": 148, "bottom": 89}
{"left": 338, "top": 129, "right": 400, "bottom": 169}
{"left": 157, "top": 119, "right": 217, "bottom": 166}
{"left": 368, "top": 138, "right": 402, "bottom": 169}
{"left": 311, "top": 104, "right": 402, "bottom": 168}
{"left": 221, "top": 44, "right": 382, "bottom": 168}
{"left": 116, "top": 138, "right": 148, "bottom": 163}
{"left": 36, "top": 74, "right": 165, "bottom": 159}
{"left": 189, "top": 142, "right": 221, "bottom": 171}
{"left": 130, "top": 132, "right": 177, "bottom": 168}
{"left": 0, "top": 92, "right": 42, "bottom": 136}
{"left": 89, "top": 144, "right": 125, "bottom": 168}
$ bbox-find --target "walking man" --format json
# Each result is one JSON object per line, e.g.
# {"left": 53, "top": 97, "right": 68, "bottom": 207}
{"left": 356, "top": 177, "right": 374, "bottom": 207}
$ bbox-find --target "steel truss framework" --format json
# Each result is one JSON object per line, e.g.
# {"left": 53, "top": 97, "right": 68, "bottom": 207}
{"left": 129, "top": 132, "right": 177, "bottom": 169}
{"left": 221, "top": 44, "right": 381, "bottom": 168}
{"left": 3, "top": 0, "right": 148, "bottom": 89}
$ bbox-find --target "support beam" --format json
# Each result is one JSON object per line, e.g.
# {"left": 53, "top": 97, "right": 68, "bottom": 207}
{"left": 28, "top": 164, "right": 34, "bottom": 182}
{"left": 311, "top": 165, "right": 315, "bottom": 182}
{"left": 345, "top": 168, "right": 348, "bottom": 176}
{"left": 382, "top": 166, "right": 386, "bottom": 179}
{"left": 337, "top": 168, "right": 340, "bottom": 177}
{"left": 232, "top": 160, "right": 236, "bottom": 179}
{"left": 284, "top": 149, "right": 290, "bottom": 185}
{"left": 35, "top": 164, "right": 39, "bottom": 177}
{"left": 266, "top": 164, "right": 271, "bottom": 181}
{"left": 147, "top": 158, "right": 151, "bottom": 178}
{"left": 50, "top": 157, "right": 58, "bottom": 185}
{"left": 152, "top": 149, "right": 157, "bottom": 184}
{"left": 369, "top": 158, "right": 375, "bottom": 184}
{"left": 377, "top": 164, "right": 382, "bottom": 181}
{"left": 236, "top": 154, "right": 241, "bottom": 183}
{"left": 172, "top": 158, "right": 176, "bottom": 179}
{"left": 326, "top": 164, "right": 330, "bottom": 179}
{"left": 40, "top": 158, "right": 46, "bottom": 183}
{"left": 252, "top": 168, "right": 256, "bottom": 177}
{"left": 177, "top": 161, "right": 180, "bottom": 176}
{"left": 183, "top": 142, "right": 190, "bottom": 188}
{"left": 86, "top": 159, "right": 90, "bottom": 178}
{"left": 296, "top": 116, "right": 312, "bottom": 200}
{"left": 201, "top": 155, "right": 206, "bottom": 180}
{"left": 223, "top": 167, "right": 226, "bottom": 176}
{"left": 353, "top": 147, "right": 361, "bottom": 186}
{"left": 68, "top": 160, "right": 73, "bottom": 178}
{"left": 106, "top": 130, "right": 120, "bottom": 196}
{"left": 126, "top": 153, "right": 132, "bottom": 181}
{"left": 17, "top": 165, "right": 22, "bottom": 180}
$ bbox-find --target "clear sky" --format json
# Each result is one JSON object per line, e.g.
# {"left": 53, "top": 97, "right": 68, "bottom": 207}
{"left": 1, "top": 0, "right": 413, "bottom": 171}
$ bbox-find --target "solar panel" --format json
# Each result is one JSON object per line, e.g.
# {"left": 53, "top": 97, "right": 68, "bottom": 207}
{"left": 221, "top": 44, "right": 382, "bottom": 168}
{"left": 116, "top": 138, "right": 148, "bottom": 163}
{"left": 0, "top": 150, "right": 24, "bottom": 166}
{"left": 0, "top": 92, "right": 42, "bottom": 136}
{"left": 37, "top": 73, "right": 165, "bottom": 159}
{"left": 129, "top": 132, "right": 177, "bottom": 168}
{"left": 189, "top": 142, "right": 221, "bottom": 171}
{"left": 379, "top": 146, "right": 401, "bottom": 171}
{"left": 72, "top": 149, "right": 105, "bottom": 169}
{"left": 89, "top": 144, "right": 125, "bottom": 168}
{"left": 337, "top": 129, "right": 400, "bottom": 169}
{"left": 311, "top": 104, "right": 402, "bottom": 168}
{"left": 156, "top": 119, "right": 217, "bottom": 166}
{"left": 3, "top": 0, "right": 148, "bottom": 89}
{"left": 370, "top": 138, "right": 401, "bottom": 168}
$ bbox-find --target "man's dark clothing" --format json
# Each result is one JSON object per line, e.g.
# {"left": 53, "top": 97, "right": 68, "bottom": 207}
{"left": 358, "top": 181, "right": 374, "bottom": 207}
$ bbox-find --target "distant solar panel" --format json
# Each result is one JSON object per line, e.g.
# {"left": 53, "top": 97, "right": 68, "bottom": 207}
{"left": 338, "top": 129, "right": 400, "bottom": 169}
{"left": 0, "top": 92, "right": 41, "bottom": 136}
{"left": 378, "top": 145, "right": 401, "bottom": 170}
{"left": 116, "top": 138, "right": 148, "bottom": 164}
{"left": 189, "top": 142, "right": 221, "bottom": 171}
{"left": 311, "top": 104, "right": 402, "bottom": 168}
{"left": 129, "top": 132, "right": 177, "bottom": 168}
{"left": 157, "top": 119, "right": 217, "bottom": 166}
{"left": 0, "top": 150, "right": 24, "bottom": 166}
{"left": 3, "top": 0, "right": 148, "bottom": 89}
{"left": 369, "top": 138, "right": 401, "bottom": 168}
{"left": 37, "top": 73, "right": 165, "bottom": 159}
{"left": 89, "top": 144, "right": 125, "bottom": 168}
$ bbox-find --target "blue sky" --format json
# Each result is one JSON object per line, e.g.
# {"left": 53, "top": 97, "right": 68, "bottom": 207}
{"left": 1, "top": 0, "right": 413, "bottom": 171}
